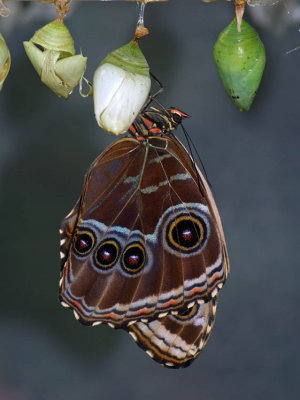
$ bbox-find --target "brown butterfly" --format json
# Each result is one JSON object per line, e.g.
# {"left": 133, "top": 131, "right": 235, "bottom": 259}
{"left": 59, "top": 104, "right": 229, "bottom": 368}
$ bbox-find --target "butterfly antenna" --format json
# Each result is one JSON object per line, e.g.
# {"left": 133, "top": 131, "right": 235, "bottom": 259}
{"left": 180, "top": 124, "right": 212, "bottom": 190}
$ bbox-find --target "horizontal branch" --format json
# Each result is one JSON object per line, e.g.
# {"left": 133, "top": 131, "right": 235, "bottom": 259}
{"left": 4, "top": 0, "right": 226, "bottom": 3}
{"left": 9, "top": 0, "right": 170, "bottom": 3}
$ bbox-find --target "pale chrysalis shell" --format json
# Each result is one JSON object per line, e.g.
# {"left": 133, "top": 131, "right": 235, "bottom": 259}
{"left": 23, "top": 20, "right": 87, "bottom": 99}
{"left": 0, "top": 33, "right": 11, "bottom": 91}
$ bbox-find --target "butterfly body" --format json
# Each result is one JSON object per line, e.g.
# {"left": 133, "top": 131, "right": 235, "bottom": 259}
{"left": 59, "top": 106, "right": 229, "bottom": 367}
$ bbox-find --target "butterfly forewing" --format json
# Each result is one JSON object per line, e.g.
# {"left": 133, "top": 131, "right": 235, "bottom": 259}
{"left": 59, "top": 135, "right": 228, "bottom": 326}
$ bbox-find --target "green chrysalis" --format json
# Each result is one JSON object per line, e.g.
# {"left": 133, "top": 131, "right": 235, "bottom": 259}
{"left": 213, "top": 18, "right": 266, "bottom": 111}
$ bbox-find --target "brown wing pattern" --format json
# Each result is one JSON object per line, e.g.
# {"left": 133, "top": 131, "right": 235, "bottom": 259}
{"left": 126, "top": 296, "right": 219, "bottom": 368}
{"left": 59, "top": 136, "right": 229, "bottom": 326}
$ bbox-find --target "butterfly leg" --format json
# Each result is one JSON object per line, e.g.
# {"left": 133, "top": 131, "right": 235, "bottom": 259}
{"left": 141, "top": 71, "right": 164, "bottom": 110}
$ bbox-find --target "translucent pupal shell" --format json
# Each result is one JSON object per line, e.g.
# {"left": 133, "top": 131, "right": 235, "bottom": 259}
{"left": 213, "top": 18, "right": 266, "bottom": 111}
{"left": 0, "top": 33, "right": 11, "bottom": 91}
{"left": 30, "top": 19, "right": 75, "bottom": 56}
{"left": 23, "top": 20, "right": 87, "bottom": 99}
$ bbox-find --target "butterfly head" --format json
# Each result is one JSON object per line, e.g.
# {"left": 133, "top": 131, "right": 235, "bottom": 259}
{"left": 169, "top": 108, "right": 191, "bottom": 127}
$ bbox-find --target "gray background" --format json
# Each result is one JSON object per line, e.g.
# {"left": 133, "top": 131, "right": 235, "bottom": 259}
{"left": 0, "top": 1, "right": 299, "bottom": 399}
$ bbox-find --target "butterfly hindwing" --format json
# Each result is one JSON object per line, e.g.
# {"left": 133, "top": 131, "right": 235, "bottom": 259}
{"left": 126, "top": 296, "right": 219, "bottom": 368}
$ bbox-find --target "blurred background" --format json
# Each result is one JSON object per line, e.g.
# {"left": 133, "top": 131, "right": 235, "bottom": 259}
{"left": 0, "top": 0, "right": 299, "bottom": 399}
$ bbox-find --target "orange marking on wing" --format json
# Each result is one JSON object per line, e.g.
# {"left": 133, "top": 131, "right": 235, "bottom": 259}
{"left": 188, "top": 287, "right": 202, "bottom": 295}
{"left": 72, "top": 300, "right": 81, "bottom": 308}
{"left": 162, "top": 299, "right": 178, "bottom": 308}
{"left": 212, "top": 273, "right": 219, "bottom": 281}
{"left": 66, "top": 230, "right": 72, "bottom": 238}
{"left": 100, "top": 312, "right": 122, "bottom": 320}
{"left": 132, "top": 307, "right": 149, "bottom": 316}
{"left": 69, "top": 299, "right": 82, "bottom": 310}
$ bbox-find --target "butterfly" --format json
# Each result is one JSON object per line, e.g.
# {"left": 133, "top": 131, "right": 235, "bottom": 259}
{"left": 59, "top": 103, "right": 229, "bottom": 368}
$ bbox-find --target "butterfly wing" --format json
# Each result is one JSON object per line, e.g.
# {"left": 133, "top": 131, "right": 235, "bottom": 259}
{"left": 126, "top": 296, "right": 218, "bottom": 368}
{"left": 59, "top": 136, "right": 229, "bottom": 326}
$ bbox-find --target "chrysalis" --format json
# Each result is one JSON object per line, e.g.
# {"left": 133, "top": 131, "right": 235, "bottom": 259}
{"left": 213, "top": 18, "right": 266, "bottom": 111}
{"left": 93, "top": 39, "right": 151, "bottom": 135}
{"left": 0, "top": 33, "right": 10, "bottom": 91}
{"left": 23, "top": 20, "right": 87, "bottom": 99}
